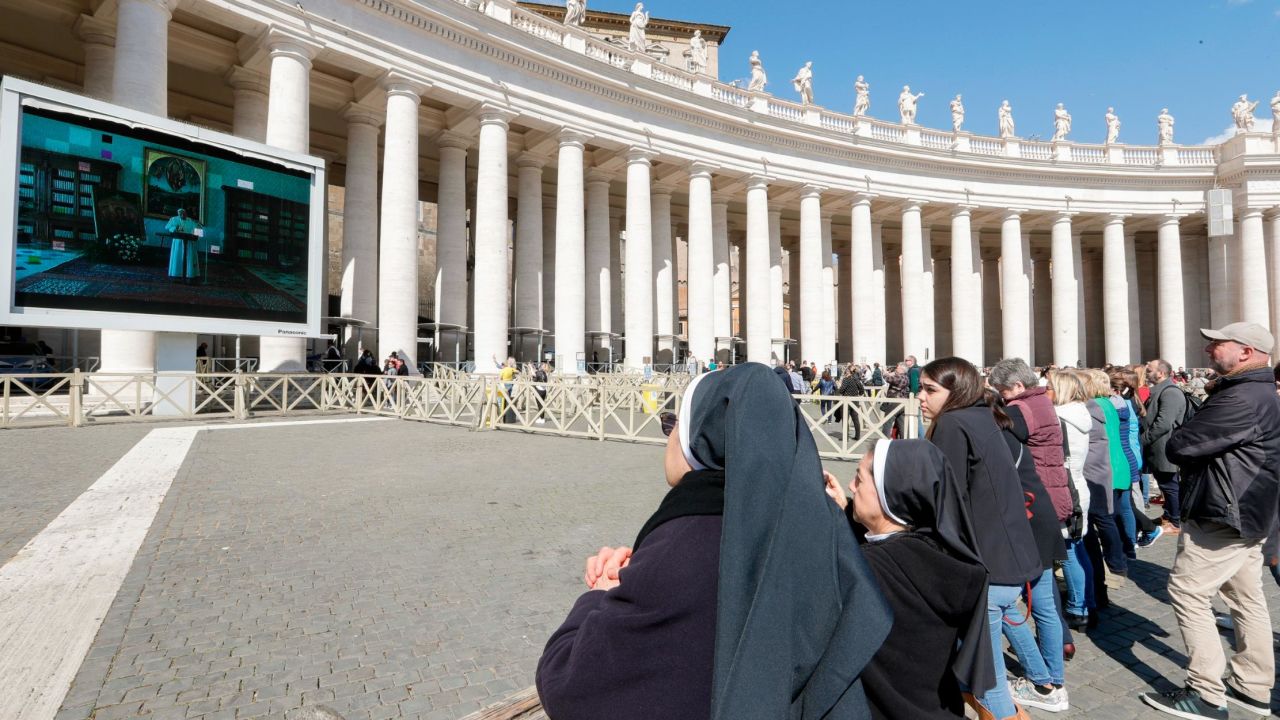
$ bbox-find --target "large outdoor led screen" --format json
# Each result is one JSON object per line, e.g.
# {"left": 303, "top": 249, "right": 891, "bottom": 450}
{"left": 0, "top": 77, "right": 325, "bottom": 337}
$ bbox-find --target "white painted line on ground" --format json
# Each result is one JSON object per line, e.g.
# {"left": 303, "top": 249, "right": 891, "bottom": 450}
{"left": 0, "top": 427, "right": 198, "bottom": 720}
{"left": 0, "top": 414, "right": 393, "bottom": 719}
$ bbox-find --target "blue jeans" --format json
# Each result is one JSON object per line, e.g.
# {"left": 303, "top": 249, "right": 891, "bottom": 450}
{"left": 1002, "top": 569, "right": 1065, "bottom": 686}
{"left": 980, "top": 584, "right": 1024, "bottom": 717}
{"left": 1115, "top": 488, "right": 1137, "bottom": 558}
{"left": 1062, "top": 538, "right": 1092, "bottom": 616}
{"left": 1140, "top": 473, "right": 1152, "bottom": 504}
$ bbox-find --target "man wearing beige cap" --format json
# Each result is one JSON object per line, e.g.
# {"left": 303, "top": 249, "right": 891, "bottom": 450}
{"left": 1142, "top": 322, "right": 1280, "bottom": 719}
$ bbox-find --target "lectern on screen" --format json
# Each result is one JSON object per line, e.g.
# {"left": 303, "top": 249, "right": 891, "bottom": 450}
{"left": 0, "top": 77, "right": 325, "bottom": 338}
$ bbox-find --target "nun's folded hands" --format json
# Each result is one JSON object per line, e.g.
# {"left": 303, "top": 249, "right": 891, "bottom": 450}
{"left": 584, "top": 546, "right": 632, "bottom": 591}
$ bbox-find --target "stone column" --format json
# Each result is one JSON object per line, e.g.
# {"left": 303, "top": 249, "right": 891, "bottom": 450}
{"left": 999, "top": 211, "right": 1031, "bottom": 361}
{"left": 1239, "top": 207, "right": 1271, "bottom": 330}
{"left": 849, "top": 195, "right": 876, "bottom": 364}
{"left": 950, "top": 206, "right": 982, "bottom": 363}
{"left": 982, "top": 245, "right": 1002, "bottom": 366}
{"left": 435, "top": 133, "right": 469, "bottom": 361}
{"left": 1158, "top": 215, "right": 1188, "bottom": 367}
{"left": 258, "top": 34, "right": 318, "bottom": 372}
{"left": 652, "top": 188, "right": 675, "bottom": 361}
{"left": 472, "top": 107, "right": 514, "bottom": 372}
{"left": 554, "top": 130, "right": 588, "bottom": 374}
{"left": 933, "top": 246, "right": 952, "bottom": 358}
{"left": 1208, "top": 235, "right": 1230, "bottom": 327}
{"left": 769, "top": 208, "right": 785, "bottom": 362}
{"left": 687, "top": 164, "right": 716, "bottom": 362}
{"left": 624, "top": 149, "right": 655, "bottom": 368}
{"left": 610, "top": 209, "right": 623, "bottom": 340}
{"left": 800, "top": 187, "right": 825, "bottom": 365}
{"left": 227, "top": 66, "right": 269, "bottom": 141}
{"left": 871, "top": 221, "right": 887, "bottom": 364}
{"left": 1102, "top": 214, "right": 1131, "bottom": 365}
{"left": 1126, "top": 230, "right": 1142, "bottom": 362}
{"left": 821, "top": 213, "right": 837, "bottom": 367}
{"left": 1032, "top": 250, "right": 1053, "bottom": 366}
{"left": 375, "top": 77, "right": 423, "bottom": 368}
{"left": 787, "top": 244, "right": 800, "bottom": 351}
{"left": 744, "top": 177, "right": 772, "bottom": 363}
{"left": 900, "top": 201, "right": 928, "bottom": 360}
{"left": 837, "top": 245, "right": 852, "bottom": 363}
{"left": 101, "top": 0, "right": 178, "bottom": 374}
{"left": 884, "top": 241, "right": 903, "bottom": 361}
{"left": 1269, "top": 211, "right": 1280, "bottom": 356}
{"left": 514, "top": 154, "right": 545, "bottom": 354}
{"left": 585, "top": 169, "right": 612, "bottom": 351}
{"left": 75, "top": 15, "right": 115, "bottom": 100}
{"left": 1050, "top": 212, "right": 1079, "bottom": 367}
{"left": 922, "top": 226, "right": 937, "bottom": 360}
{"left": 712, "top": 197, "right": 732, "bottom": 357}
{"left": 338, "top": 105, "right": 382, "bottom": 355}
{"left": 542, "top": 195, "right": 557, "bottom": 339}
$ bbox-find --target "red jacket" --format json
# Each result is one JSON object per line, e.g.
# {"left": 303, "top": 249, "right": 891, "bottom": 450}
{"left": 1008, "top": 387, "right": 1073, "bottom": 523}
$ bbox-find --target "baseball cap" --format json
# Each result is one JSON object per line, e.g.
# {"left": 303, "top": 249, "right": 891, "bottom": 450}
{"left": 1200, "top": 322, "right": 1275, "bottom": 352}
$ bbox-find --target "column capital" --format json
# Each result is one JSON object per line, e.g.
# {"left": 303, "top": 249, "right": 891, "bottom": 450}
{"left": 852, "top": 192, "right": 878, "bottom": 207}
{"left": 224, "top": 66, "right": 269, "bottom": 94}
{"left": 73, "top": 14, "right": 115, "bottom": 46}
{"left": 1159, "top": 213, "right": 1187, "bottom": 225}
{"left": 651, "top": 183, "right": 676, "bottom": 198}
{"left": 1053, "top": 210, "right": 1077, "bottom": 223}
{"left": 626, "top": 147, "right": 657, "bottom": 165}
{"left": 767, "top": 207, "right": 782, "bottom": 219}
{"left": 1105, "top": 212, "right": 1129, "bottom": 225}
{"left": 121, "top": 0, "right": 180, "bottom": 17}
{"left": 746, "top": 174, "right": 773, "bottom": 191}
{"left": 1002, "top": 209, "right": 1027, "bottom": 221}
{"left": 800, "top": 184, "right": 826, "bottom": 199}
{"left": 711, "top": 191, "right": 734, "bottom": 207}
{"left": 436, "top": 130, "right": 472, "bottom": 151}
{"left": 585, "top": 167, "right": 614, "bottom": 185}
{"left": 476, "top": 102, "right": 516, "bottom": 127}
{"left": 1266, "top": 207, "right": 1280, "bottom": 220}
{"left": 342, "top": 103, "right": 384, "bottom": 128}
{"left": 556, "top": 127, "right": 591, "bottom": 148}
{"left": 1239, "top": 206, "right": 1268, "bottom": 219}
{"left": 902, "top": 199, "right": 928, "bottom": 212}
{"left": 688, "top": 161, "right": 717, "bottom": 179}
{"left": 381, "top": 71, "right": 429, "bottom": 101}
{"left": 262, "top": 26, "right": 324, "bottom": 65}
{"left": 951, "top": 204, "right": 978, "bottom": 217}
{"left": 516, "top": 152, "right": 546, "bottom": 170}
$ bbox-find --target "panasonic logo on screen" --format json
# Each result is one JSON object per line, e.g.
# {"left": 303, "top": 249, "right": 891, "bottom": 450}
{"left": 277, "top": 329, "right": 307, "bottom": 336}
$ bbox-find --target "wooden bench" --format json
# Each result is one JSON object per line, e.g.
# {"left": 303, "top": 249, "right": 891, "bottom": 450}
{"left": 456, "top": 686, "right": 547, "bottom": 720}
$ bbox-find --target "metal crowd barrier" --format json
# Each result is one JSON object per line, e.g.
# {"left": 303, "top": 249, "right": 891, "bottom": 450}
{"left": 0, "top": 371, "right": 915, "bottom": 460}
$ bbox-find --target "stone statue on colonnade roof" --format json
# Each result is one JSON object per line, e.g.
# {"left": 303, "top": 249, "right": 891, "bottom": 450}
{"left": 1104, "top": 107, "right": 1120, "bottom": 144}
{"left": 949, "top": 94, "right": 965, "bottom": 132}
{"left": 853, "top": 75, "right": 870, "bottom": 116}
{"left": 1232, "top": 94, "right": 1258, "bottom": 131}
{"left": 792, "top": 62, "right": 814, "bottom": 105}
{"left": 1271, "top": 91, "right": 1280, "bottom": 134}
{"left": 563, "top": 0, "right": 586, "bottom": 27}
{"left": 688, "top": 30, "right": 708, "bottom": 75}
{"left": 748, "top": 50, "right": 767, "bottom": 92}
{"left": 1157, "top": 108, "right": 1175, "bottom": 144}
{"left": 627, "top": 3, "right": 649, "bottom": 53}
{"left": 898, "top": 86, "right": 923, "bottom": 124}
{"left": 998, "top": 100, "right": 1015, "bottom": 138}
{"left": 1052, "top": 103, "right": 1072, "bottom": 141}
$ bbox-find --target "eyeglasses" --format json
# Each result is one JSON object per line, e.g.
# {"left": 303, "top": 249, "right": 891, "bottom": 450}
{"left": 660, "top": 412, "right": 678, "bottom": 437}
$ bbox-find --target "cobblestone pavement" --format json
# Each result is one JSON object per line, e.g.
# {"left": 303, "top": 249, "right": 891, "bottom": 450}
{"left": 7, "top": 416, "right": 1278, "bottom": 719}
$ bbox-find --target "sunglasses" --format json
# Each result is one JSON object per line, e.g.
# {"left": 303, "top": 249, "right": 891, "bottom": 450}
{"left": 660, "top": 412, "right": 678, "bottom": 437}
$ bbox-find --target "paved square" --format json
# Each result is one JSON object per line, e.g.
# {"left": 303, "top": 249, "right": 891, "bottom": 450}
{"left": 3, "top": 416, "right": 1278, "bottom": 719}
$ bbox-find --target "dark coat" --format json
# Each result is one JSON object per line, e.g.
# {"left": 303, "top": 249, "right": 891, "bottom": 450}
{"left": 1142, "top": 379, "right": 1187, "bottom": 474}
{"left": 1167, "top": 366, "right": 1280, "bottom": 540}
{"left": 1003, "top": 408, "right": 1068, "bottom": 566}
{"left": 860, "top": 534, "right": 989, "bottom": 720}
{"left": 536, "top": 514, "right": 722, "bottom": 720}
{"left": 928, "top": 405, "right": 1043, "bottom": 586}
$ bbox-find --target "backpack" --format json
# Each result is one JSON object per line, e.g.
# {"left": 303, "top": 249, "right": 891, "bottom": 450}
{"left": 1157, "top": 384, "right": 1199, "bottom": 426}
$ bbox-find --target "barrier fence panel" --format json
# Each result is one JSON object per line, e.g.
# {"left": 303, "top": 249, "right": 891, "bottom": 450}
{"left": 0, "top": 374, "right": 74, "bottom": 427}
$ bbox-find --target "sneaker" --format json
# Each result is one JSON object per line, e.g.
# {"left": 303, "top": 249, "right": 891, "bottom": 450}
{"left": 1010, "top": 677, "right": 1069, "bottom": 713}
{"left": 1224, "top": 683, "right": 1271, "bottom": 716}
{"left": 1140, "top": 687, "right": 1228, "bottom": 719}
{"left": 1138, "top": 525, "right": 1165, "bottom": 548}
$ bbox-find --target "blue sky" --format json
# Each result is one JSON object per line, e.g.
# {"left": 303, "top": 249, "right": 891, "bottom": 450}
{"left": 586, "top": 0, "right": 1280, "bottom": 145}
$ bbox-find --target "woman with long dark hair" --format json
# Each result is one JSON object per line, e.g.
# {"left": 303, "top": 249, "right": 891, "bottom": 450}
{"left": 918, "top": 357, "right": 1050, "bottom": 719}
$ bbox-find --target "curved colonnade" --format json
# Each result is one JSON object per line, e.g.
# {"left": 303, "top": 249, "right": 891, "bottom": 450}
{"left": 9, "top": 0, "right": 1280, "bottom": 373}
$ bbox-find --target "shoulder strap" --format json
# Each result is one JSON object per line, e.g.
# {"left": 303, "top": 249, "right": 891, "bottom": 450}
{"left": 1058, "top": 418, "right": 1071, "bottom": 461}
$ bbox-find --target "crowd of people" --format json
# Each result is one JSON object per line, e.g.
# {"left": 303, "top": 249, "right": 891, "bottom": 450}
{"left": 534, "top": 321, "right": 1280, "bottom": 720}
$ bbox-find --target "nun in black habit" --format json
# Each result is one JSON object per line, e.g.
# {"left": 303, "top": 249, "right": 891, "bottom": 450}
{"left": 536, "top": 362, "right": 892, "bottom": 720}
{"left": 824, "top": 439, "right": 996, "bottom": 720}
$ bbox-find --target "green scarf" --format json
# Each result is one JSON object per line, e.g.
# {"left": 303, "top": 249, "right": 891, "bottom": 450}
{"left": 1095, "top": 398, "right": 1130, "bottom": 491}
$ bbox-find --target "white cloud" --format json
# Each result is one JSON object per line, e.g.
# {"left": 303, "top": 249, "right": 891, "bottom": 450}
{"left": 1202, "top": 118, "right": 1273, "bottom": 145}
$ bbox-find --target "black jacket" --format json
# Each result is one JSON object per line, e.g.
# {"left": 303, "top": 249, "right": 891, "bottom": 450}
{"left": 1142, "top": 379, "right": 1187, "bottom": 474}
{"left": 928, "top": 406, "right": 1043, "bottom": 585}
{"left": 1167, "top": 366, "right": 1280, "bottom": 540}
